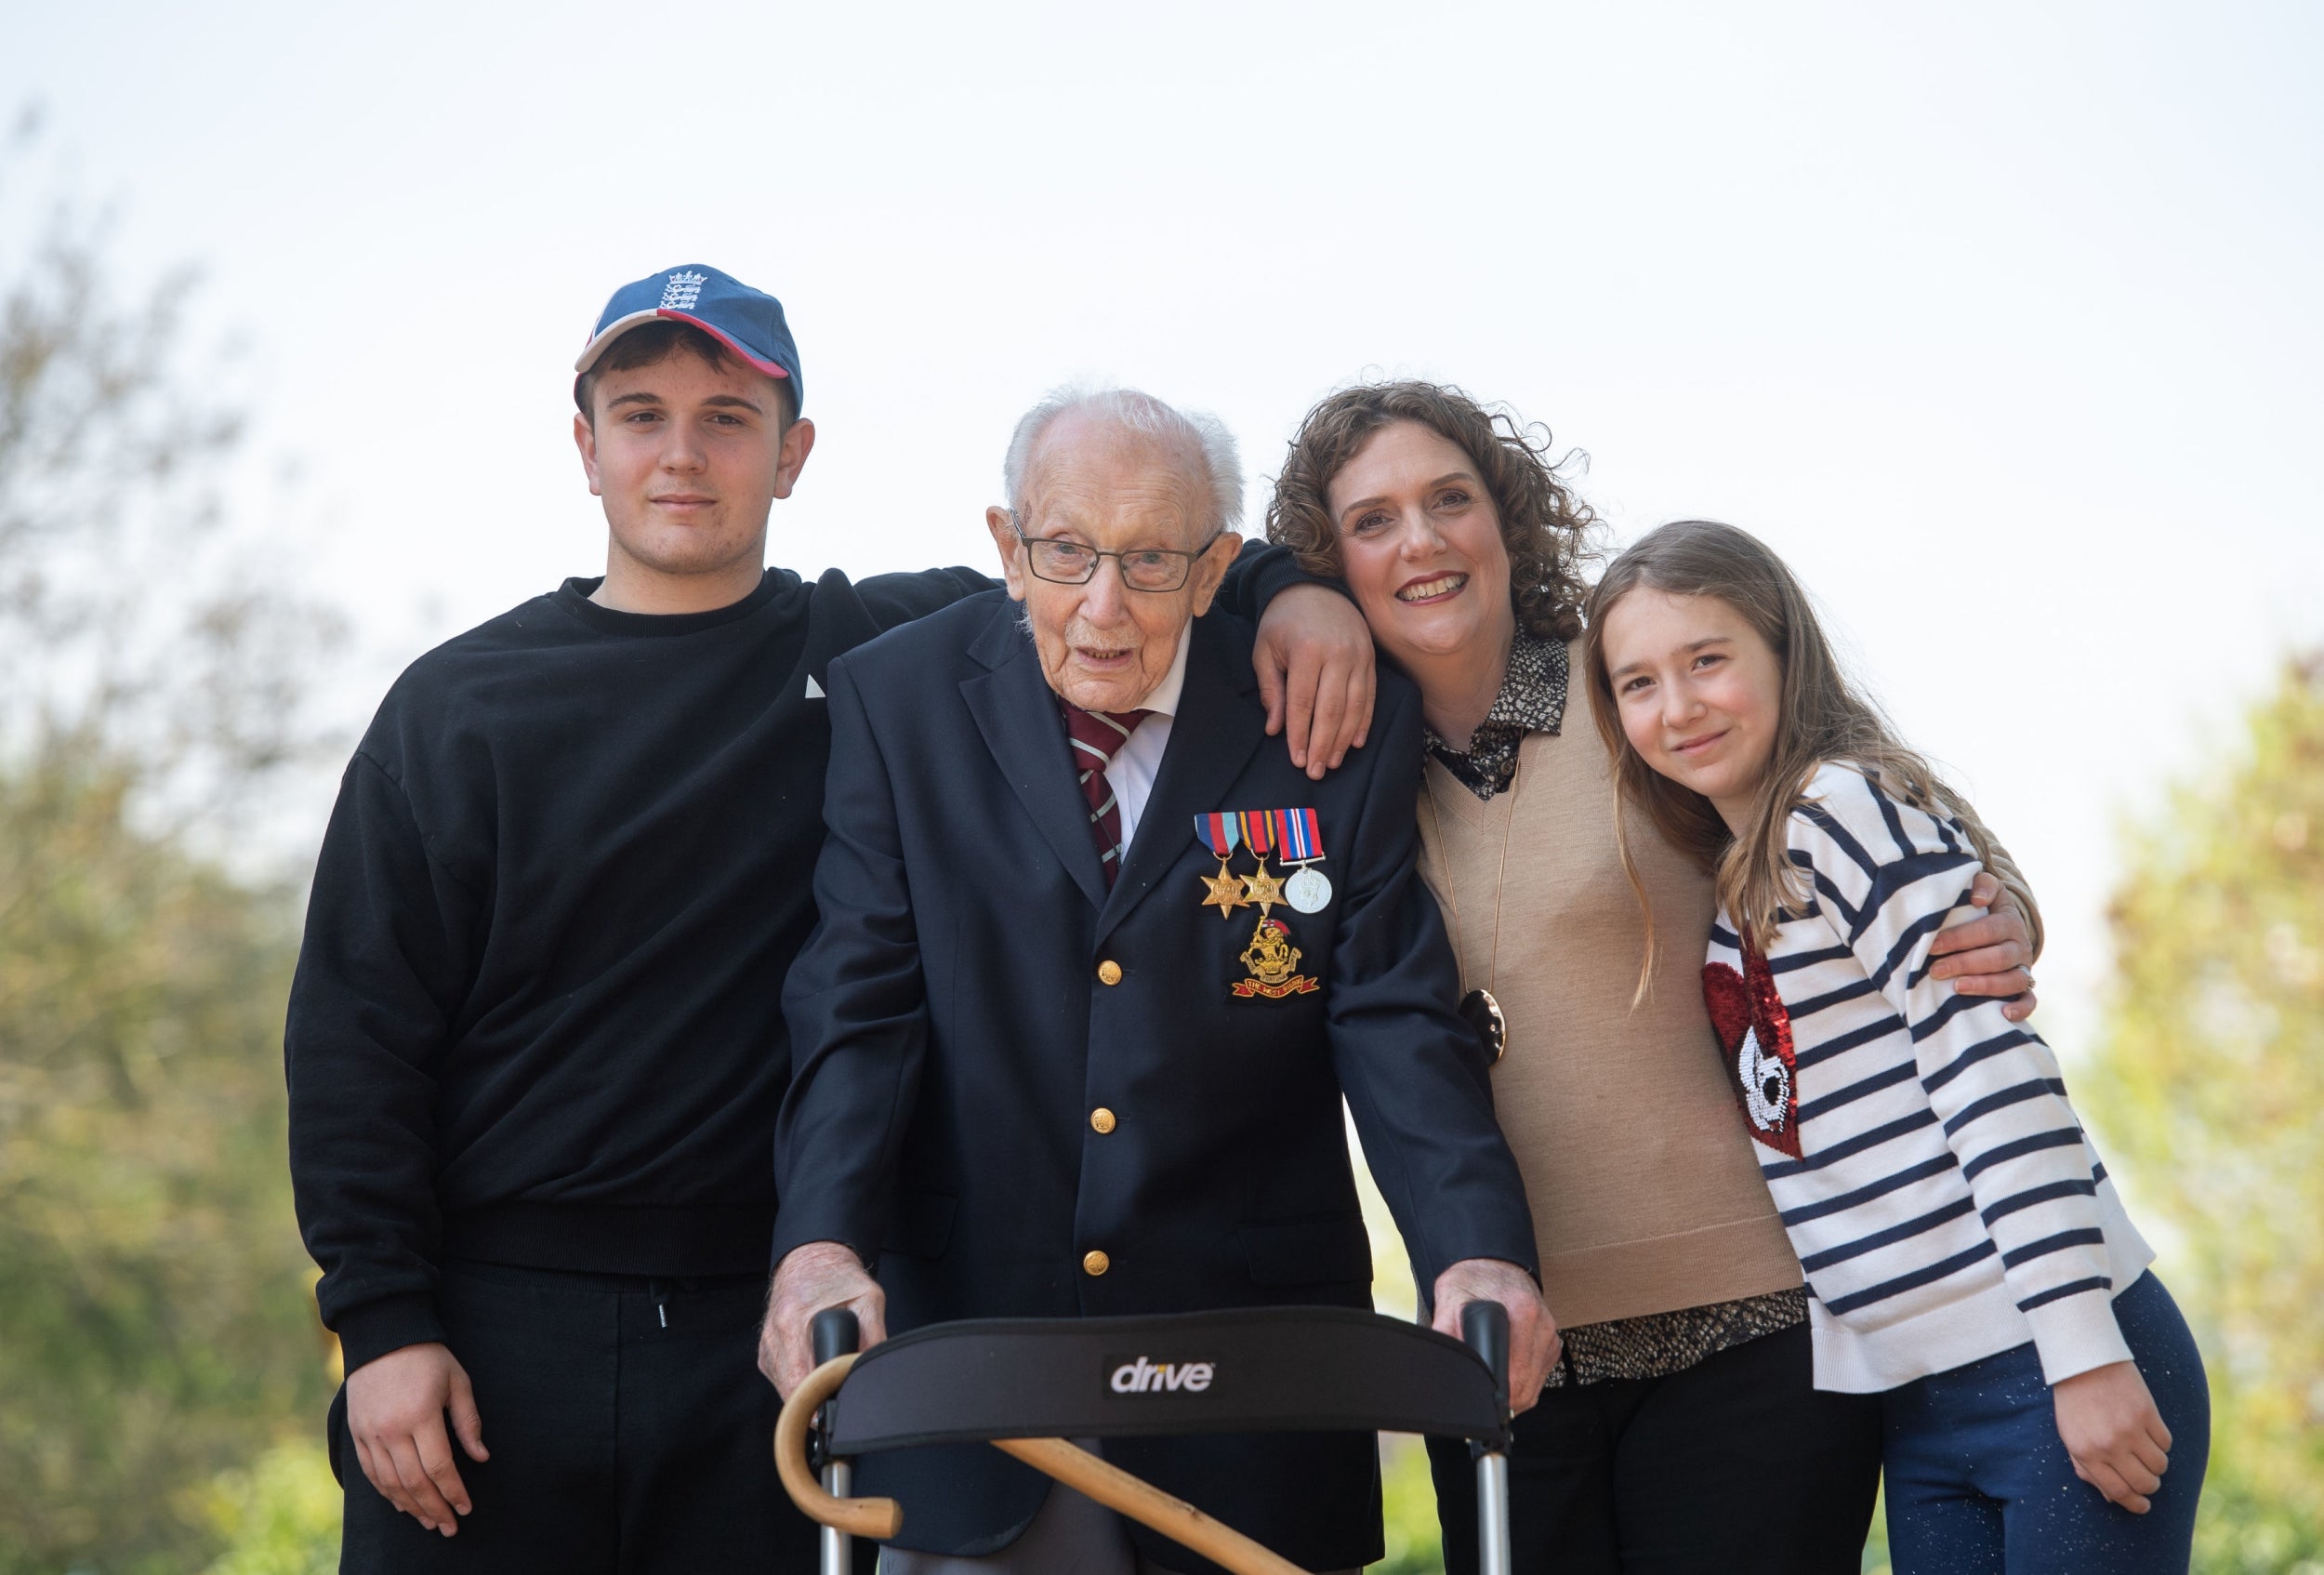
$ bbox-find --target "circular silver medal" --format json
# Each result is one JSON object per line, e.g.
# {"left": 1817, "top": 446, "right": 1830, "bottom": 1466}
{"left": 1284, "top": 865, "right": 1332, "bottom": 913}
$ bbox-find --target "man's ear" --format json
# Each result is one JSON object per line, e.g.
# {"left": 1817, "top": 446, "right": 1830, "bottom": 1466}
{"left": 985, "top": 506, "right": 1028, "bottom": 601}
{"left": 574, "top": 411, "right": 604, "bottom": 496}
{"left": 1184, "top": 531, "right": 1241, "bottom": 618}
{"left": 772, "top": 417, "right": 817, "bottom": 501}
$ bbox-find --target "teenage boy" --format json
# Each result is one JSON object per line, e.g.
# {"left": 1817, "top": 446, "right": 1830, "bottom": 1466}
{"left": 285, "top": 264, "right": 1375, "bottom": 1573}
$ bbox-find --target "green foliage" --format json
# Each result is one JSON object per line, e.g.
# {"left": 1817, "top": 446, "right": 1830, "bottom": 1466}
{"left": 199, "top": 1440, "right": 340, "bottom": 1575}
{"left": 0, "top": 757, "right": 334, "bottom": 1574}
{"left": 1375, "top": 1436, "right": 1446, "bottom": 1574}
{"left": 2081, "top": 655, "right": 2324, "bottom": 1571}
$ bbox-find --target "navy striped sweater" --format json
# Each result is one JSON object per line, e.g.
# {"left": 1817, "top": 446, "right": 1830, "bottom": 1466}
{"left": 1702, "top": 763, "right": 2150, "bottom": 1393}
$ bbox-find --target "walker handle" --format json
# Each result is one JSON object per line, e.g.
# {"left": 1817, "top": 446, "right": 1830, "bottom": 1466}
{"left": 813, "top": 1307, "right": 861, "bottom": 1368}
{"left": 800, "top": 1308, "right": 881, "bottom": 1575}
{"left": 1460, "top": 1300, "right": 1516, "bottom": 1575}
{"left": 1460, "top": 1299, "right": 1510, "bottom": 1419}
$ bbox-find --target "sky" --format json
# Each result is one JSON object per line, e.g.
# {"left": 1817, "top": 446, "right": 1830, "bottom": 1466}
{"left": 8, "top": 0, "right": 2321, "bottom": 1056}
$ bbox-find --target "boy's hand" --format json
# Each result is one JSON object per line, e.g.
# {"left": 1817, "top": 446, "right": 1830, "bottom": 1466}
{"left": 345, "top": 1342, "right": 489, "bottom": 1536}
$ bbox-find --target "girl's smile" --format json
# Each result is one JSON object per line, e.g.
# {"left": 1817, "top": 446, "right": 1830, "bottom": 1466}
{"left": 1599, "top": 587, "right": 1786, "bottom": 834}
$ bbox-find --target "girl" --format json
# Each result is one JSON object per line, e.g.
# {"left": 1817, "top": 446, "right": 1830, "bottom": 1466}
{"left": 1266, "top": 382, "right": 2042, "bottom": 1574}
{"left": 1582, "top": 518, "right": 2210, "bottom": 1571}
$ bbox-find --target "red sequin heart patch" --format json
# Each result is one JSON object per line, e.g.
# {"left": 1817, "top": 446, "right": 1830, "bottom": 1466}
{"left": 1701, "top": 938, "right": 1802, "bottom": 1158}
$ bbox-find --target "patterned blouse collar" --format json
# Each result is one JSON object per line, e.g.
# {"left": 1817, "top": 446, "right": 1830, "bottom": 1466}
{"left": 1423, "top": 631, "right": 1571, "bottom": 801}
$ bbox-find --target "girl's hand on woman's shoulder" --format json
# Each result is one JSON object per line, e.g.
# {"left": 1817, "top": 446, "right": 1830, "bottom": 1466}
{"left": 2053, "top": 1359, "right": 2173, "bottom": 1514}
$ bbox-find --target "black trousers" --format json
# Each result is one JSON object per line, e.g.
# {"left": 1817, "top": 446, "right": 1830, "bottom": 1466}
{"left": 1427, "top": 1323, "right": 1882, "bottom": 1575}
{"left": 332, "top": 1259, "right": 847, "bottom": 1575}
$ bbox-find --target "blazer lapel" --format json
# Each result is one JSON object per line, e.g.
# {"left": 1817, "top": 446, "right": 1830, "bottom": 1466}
{"left": 1097, "top": 614, "right": 1266, "bottom": 946}
{"left": 960, "top": 602, "right": 1111, "bottom": 912}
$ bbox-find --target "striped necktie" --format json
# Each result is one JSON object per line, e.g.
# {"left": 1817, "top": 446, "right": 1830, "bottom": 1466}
{"left": 1060, "top": 703, "right": 1152, "bottom": 886}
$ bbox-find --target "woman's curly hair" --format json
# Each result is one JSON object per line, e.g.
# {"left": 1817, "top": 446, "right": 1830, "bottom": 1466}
{"left": 1264, "top": 380, "right": 1597, "bottom": 642}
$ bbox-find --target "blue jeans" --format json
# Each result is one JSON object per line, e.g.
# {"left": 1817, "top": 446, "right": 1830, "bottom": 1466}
{"left": 1882, "top": 1272, "right": 2210, "bottom": 1574}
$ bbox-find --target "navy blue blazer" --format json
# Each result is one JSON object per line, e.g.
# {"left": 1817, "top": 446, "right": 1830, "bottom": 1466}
{"left": 774, "top": 591, "right": 1537, "bottom": 1570}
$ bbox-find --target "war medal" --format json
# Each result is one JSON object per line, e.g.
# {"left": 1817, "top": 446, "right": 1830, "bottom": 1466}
{"left": 1193, "top": 814, "right": 1249, "bottom": 919}
{"left": 1236, "top": 810, "right": 1284, "bottom": 918}
{"left": 1275, "top": 807, "right": 1332, "bottom": 913}
{"left": 1230, "top": 915, "right": 1319, "bottom": 999}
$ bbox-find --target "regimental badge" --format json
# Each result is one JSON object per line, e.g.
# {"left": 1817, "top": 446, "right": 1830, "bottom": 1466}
{"left": 1230, "top": 915, "right": 1320, "bottom": 1000}
{"left": 1701, "top": 938, "right": 1802, "bottom": 1158}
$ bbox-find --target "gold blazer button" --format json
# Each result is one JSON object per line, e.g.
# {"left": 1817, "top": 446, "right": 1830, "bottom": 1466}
{"left": 1097, "top": 960, "right": 1124, "bottom": 986}
{"left": 1082, "top": 1250, "right": 1111, "bottom": 1277}
{"left": 1090, "top": 1107, "right": 1117, "bottom": 1134}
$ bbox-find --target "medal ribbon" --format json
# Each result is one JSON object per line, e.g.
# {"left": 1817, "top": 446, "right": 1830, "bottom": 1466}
{"left": 1274, "top": 807, "right": 1323, "bottom": 863}
{"left": 1193, "top": 813, "right": 1242, "bottom": 860}
{"left": 1238, "top": 811, "right": 1277, "bottom": 858}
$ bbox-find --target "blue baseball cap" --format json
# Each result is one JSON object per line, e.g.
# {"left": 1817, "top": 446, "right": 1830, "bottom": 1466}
{"left": 574, "top": 263, "right": 804, "bottom": 413}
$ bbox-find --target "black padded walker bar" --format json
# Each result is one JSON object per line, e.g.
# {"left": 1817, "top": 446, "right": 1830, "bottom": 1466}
{"left": 822, "top": 1305, "right": 1509, "bottom": 1456}
{"left": 778, "top": 1304, "right": 1519, "bottom": 1575}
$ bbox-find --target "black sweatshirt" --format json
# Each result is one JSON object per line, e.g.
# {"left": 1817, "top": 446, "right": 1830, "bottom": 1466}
{"left": 285, "top": 549, "right": 1312, "bottom": 1371}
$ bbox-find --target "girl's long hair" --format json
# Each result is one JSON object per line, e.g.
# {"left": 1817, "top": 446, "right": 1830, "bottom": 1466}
{"left": 1579, "top": 520, "right": 2005, "bottom": 987}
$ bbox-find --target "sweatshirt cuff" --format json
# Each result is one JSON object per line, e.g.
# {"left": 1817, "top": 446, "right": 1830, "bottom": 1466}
{"left": 1239, "top": 539, "right": 1349, "bottom": 611}
{"left": 2023, "top": 1284, "right": 2133, "bottom": 1385}
{"left": 334, "top": 1291, "right": 449, "bottom": 1375}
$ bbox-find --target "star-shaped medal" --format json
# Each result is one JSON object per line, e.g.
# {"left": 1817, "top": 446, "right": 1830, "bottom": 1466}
{"left": 1201, "top": 861, "right": 1250, "bottom": 919}
{"left": 1240, "top": 862, "right": 1285, "bottom": 918}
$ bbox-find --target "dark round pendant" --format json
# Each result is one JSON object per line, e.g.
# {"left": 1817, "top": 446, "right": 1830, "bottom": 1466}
{"left": 1459, "top": 987, "right": 1508, "bottom": 1064}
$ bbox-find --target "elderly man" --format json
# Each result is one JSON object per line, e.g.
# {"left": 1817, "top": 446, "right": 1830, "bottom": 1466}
{"left": 761, "top": 387, "right": 1554, "bottom": 1575}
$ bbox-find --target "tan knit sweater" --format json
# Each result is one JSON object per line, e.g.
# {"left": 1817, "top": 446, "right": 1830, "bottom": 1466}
{"left": 1413, "top": 678, "right": 1805, "bottom": 1329}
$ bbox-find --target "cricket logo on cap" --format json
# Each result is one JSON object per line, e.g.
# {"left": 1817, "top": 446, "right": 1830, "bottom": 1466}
{"left": 659, "top": 271, "right": 707, "bottom": 311}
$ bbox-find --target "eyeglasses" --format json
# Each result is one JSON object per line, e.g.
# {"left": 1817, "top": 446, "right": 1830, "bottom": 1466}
{"left": 1009, "top": 514, "right": 1224, "bottom": 593}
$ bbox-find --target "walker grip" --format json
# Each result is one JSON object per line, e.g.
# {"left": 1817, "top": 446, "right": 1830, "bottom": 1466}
{"left": 1460, "top": 1300, "right": 1510, "bottom": 1420}
{"left": 813, "top": 1306, "right": 861, "bottom": 1366}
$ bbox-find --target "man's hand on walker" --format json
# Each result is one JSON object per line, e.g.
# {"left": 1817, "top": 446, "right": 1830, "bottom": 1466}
{"left": 344, "top": 1341, "right": 489, "bottom": 1536}
{"left": 761, "top": 1240, "right": 888, "bottom": 1398}
{"left": 1254, "top": 583, "right": 1376, "bottom": 780}
{"left": 1927, "top": 871, "right": 2040, "bottom": 1022}
{"left": 1431, "top": 1257, "right": 1559, "bottom": 1415}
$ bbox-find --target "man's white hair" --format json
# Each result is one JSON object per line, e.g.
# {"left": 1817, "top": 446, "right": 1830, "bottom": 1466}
{"left": 1001, "top": 382, "right": 1245, "bottom": 539}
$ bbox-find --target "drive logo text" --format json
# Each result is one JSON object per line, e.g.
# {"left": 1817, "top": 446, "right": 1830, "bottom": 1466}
{"left": 1108, "top": 1356, "right": 1216, "bottom": 1394}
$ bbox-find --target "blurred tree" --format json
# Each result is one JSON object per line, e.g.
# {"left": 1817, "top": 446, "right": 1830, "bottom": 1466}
{"left": 198, "top": 1441, "right": 339, "bottom": 1575}
{"left": 0, "top": 764, "right": 332, "bottom": 1574}
{"left": 1, "top": 111, "right": 337, "bottom": 839}
{"left": 1, "top": 113, "right": 340, "bottom": 1574}
{"left": 2082, "top": 654, "right": 2324, "bottom": 1573}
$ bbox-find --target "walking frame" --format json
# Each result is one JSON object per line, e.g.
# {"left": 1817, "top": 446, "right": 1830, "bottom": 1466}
{"left": 777, "top": 1302, "right": 1516, "bottom": 1575}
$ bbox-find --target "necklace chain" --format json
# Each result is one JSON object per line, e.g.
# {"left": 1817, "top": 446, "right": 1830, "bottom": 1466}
{"left": 1419, "top": 744, "right": 1525, "bottom": 1004}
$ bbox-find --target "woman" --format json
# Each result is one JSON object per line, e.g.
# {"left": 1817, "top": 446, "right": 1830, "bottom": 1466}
{"left": 1264, "top": 383, "right": 2040, "bottom": 1575}
{"left": 1584, "top": 519, "right": 2205, "bottom": 1571}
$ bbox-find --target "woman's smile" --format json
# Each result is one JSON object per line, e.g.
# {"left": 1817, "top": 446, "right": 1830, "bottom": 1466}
{"left": 1396, "top": 572, "right": 1470, "bottom": 603}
